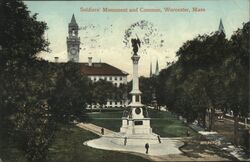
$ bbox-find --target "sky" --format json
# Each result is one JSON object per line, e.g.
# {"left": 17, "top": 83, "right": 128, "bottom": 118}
{"left": 25, "top": 0, "right": 249, "bottom": 80}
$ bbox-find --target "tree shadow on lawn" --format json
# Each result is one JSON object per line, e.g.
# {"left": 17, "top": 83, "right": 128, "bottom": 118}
{"left": 48, "top": 124, "right": 149, "bottom": 162}
{"left": 179, "top": 136, "right": 239, "bottom": 161}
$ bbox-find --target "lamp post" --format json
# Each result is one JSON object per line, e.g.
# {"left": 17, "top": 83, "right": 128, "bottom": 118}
{"left": 208, "top": 108, "right": 212, "bottom": 131}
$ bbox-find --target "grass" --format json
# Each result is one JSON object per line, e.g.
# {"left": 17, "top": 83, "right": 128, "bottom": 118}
{"left": 85, "top": 109, "right": 197, "bottom": 137}
{"left": 0, "top": 124, "right": 149, "bottom": 162}
{"left": 149, "top": 110, "right": 197, "bottom": 137}
{"left": 0, "top": 109, "right": 197, "bottom": 162}
{"left": 0, "top": 135, "right": 26, "bottom": 162}
{"left": 47, "top": 124, "right": 149, "bottom": 162}
{"left": 83, "top": 111, "right": 122, "bottom": 132}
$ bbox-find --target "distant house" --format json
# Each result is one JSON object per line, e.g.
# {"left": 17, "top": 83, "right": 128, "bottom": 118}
{"left": 80, "top": 57, "right": 129, "bottom": 108}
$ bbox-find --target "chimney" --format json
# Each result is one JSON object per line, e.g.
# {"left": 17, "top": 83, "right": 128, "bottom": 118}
{"left": 54, "top": 57, "right": 59, "bottom": 63}
{"left": 88, "top": 57, "right": 92, "bottom": 66}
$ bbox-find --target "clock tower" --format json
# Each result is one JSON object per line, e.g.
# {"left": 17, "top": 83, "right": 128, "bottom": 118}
{"left": 67, "top": 14, "right": 80, "bottom": 62}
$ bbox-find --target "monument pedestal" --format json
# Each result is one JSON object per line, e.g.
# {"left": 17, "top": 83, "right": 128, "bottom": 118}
{"left": 120, "top": 118, "right": 152, "bottom": 135}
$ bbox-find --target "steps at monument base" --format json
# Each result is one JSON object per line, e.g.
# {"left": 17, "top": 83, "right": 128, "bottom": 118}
{"left": 109, "top": 133, "right": 161, "bottom": 145}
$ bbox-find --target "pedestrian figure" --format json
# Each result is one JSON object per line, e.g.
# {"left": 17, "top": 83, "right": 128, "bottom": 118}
{"left": 124, "top": 137, "right": 127, "bottom": 146}
{"left": 157, "top": 135, "right": 161, "bottom": 143}
{"left": 101, "top": 127, "right": 104, "bottom": 135}
{"left": 145, "top": 143, "right": 149, "bottom": 154}
{"left": 186, "top": 129, "right": 190, "bottom": 137}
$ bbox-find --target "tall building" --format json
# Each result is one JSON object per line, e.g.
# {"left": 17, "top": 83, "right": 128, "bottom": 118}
{"left": 155, "top": 59, "right": 159, "bottom": 76}
{"left": 149, "top": 59, "right": 160, "bottom": 77}
{"left": 67, "top": 14, "right": 80, "bottom": 62}
{"left": 218, "top": 18, "right": 225, "bottom": 35}
{"left": 149, "top": 61, "right": 153, "bottom": 77}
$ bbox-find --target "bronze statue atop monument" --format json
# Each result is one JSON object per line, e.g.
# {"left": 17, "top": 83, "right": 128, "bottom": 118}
{"left": 131, "top": 38, "right": 141, "bottom": 55}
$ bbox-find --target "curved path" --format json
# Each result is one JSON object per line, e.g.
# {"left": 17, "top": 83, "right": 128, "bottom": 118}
{"left": 76, "top": 122, "right": 236, "bottom": 161}
{"left": 76, "top": 122, "right": 115, "bottom": 136}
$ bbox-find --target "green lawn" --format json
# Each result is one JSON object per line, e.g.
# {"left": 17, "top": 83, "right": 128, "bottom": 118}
{"left": 149, "top": 110, "right": 197, "bottom": 137}
{"left": 85, "top": 109, "right": 197, "bottom": 137}
{"left": 47, "top": 124, "right": 149, "bottom": 162}
{"left": 0, "top": 124, "right": 149, "bottom": 162}
{"left": 1, "top": 109, "right": 197, "bottom": 162}
{"left": 0, "top": 135, "right": 27, "bottom": 162}
{"left": 83, "top": 111, "right": 122, "bottom": 132}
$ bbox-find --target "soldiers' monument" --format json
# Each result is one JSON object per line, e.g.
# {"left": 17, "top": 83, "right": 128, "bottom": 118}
{"left": 83, "top": 38, "right": 183, "bottom": 155}
{"left": 119, "top": 38, "right": 159, "bottom": 144}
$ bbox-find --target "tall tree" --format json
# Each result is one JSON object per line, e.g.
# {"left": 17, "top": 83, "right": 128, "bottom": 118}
{"left": 90, "top": 79, "right": 117, "bottom": 108}
{"left": 224, "top": 22, "right": 249, "bottom": 146}
{"left": 0, "top": 1, "right": 55, "bottom": 161}
{"left": 0, "top": 0, "right": 49, "bottom": 65}
{"left": 49, "top": 63, "right": 89, "bottom": 122}
{"left": 159, "top": 32, "right": 229, "bottom": 127}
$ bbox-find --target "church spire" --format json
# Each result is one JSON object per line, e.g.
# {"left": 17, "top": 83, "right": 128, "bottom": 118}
{"left": 155, "top": 59, "right": 159, "bottom": 76}
{"left": 218, "top": 18, "right": 225, "bottom": 35}
{"left": 150, "top": 62, "right": 152, "bottom": 77}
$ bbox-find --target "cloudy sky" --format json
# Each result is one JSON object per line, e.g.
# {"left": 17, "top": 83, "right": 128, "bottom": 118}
{"left": 25, "top": 0, "right": 249, "bottom": 80}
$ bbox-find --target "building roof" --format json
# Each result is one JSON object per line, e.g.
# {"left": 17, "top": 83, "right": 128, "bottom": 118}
{"left": 150, "top": 62, "right": 152, "bottom": 77}
{"left": 218, "top": 18, "right": 225, "bottom": 35}
{"left": 79, "top": 63, "right": 129, "bottom": 76}
{"left": 69, "top": 14, "right": 78, "bottom": 26}
{"left": 155, "top": 59, "right": 159, "bottom": 75}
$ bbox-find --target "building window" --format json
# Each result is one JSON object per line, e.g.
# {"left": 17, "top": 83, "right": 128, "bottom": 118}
{"left": 114, "top": 83, "right": 117, "bottom": 87}
{"left": 115, "top": 101, "right": 117, "bottom": 105}
{"left": 104, "top": 77, "right": 107, "bottom": 80}
{"left": 94, "top": 77, "right": 96, "bottom": 81}
{"left": 114, "top": 77, "right": 117, "bottom": 80}
{"left": 109, "top": 76, "right": 112, "bottom": 80}
{"left": 120, "top": 77, "right": 122, "bottom": 81}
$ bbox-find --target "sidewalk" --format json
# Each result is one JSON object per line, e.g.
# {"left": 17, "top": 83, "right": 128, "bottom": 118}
{"left": 76, "top": 122, "right": 116, "bottom": 136}
{"left": 77, "top": 122, "right": 238, "bottom": 161}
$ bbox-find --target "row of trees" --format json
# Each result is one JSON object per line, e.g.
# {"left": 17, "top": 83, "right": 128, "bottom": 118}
{"left": 0, "top": 1, "right": 127, "bottom": 161}
{"left": 127, "top": 76, "right": 157, "bottom": 105}
{"left": 88, "top": 80, "right": 127, "bottom": 108}
{"left": 133, "top": 22, "right": 248, "bottom": 147}
{"left": 155, "top": 22, "right": 249, "bottom": 146}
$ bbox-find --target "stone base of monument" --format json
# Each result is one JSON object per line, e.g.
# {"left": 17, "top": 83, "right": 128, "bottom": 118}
{"left": 118, "top": 111, "right": 161, "bottom": 145}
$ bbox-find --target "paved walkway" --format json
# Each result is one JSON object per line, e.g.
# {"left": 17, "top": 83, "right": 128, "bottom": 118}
{"left": 84, "top": 136, "right": 183, "bottom": 156}
{"left": 224, "top": 117, "right": 250, "bottom": 128}
{"left": 77, "top": 122, "right": 183, "bottom": 156}
{"left": 77, "top": 122, "right": 239, "bottom": 161}
{"left": 76, "top": 123, "right": 116, "bottom": 136}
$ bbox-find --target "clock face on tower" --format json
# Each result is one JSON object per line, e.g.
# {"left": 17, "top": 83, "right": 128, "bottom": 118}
{"left": 70, "top": 48, "right": 77, "bottom": 55}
